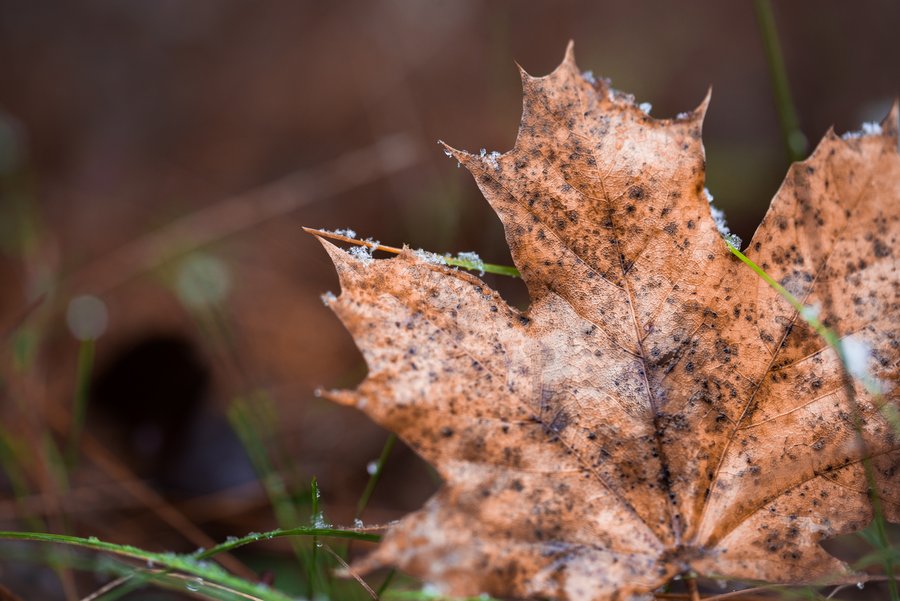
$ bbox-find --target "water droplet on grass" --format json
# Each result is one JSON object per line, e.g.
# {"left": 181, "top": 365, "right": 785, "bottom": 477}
{"left": 185, "top": 578, "right": 204, "bottom": 592}
{"left": 66, "top": 296, "right": 108, "bottom": 341}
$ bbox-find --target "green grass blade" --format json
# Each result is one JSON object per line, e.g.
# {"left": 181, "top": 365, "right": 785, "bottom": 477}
{"left": 0, "top": 528, "right": 378, "bottom": 601}
{"left": 356, "top": 434, "right": 397, "bottom": 520}
{"left": 68, "top": 338, "right": 95, "bottom": 465}
{"left": 0, "top": 531, "right": 297, "bottom": 601}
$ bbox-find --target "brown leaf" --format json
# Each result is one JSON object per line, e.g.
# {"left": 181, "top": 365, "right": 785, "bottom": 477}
{"left": 312, "top": 43, "right": 900, "bottom": 600}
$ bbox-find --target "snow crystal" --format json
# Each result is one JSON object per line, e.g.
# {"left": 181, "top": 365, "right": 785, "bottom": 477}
{"left": 861, "top": 122, "right": 882, "bottom": 135}
{"left": 414, "top": 249, "right": 448, "bottom": 266}
{"left": 346, "top": 238, "right": 380, "bottom": 266}
{"left": 842, "top": 121, "right": 883, "bottom": 140}
{"left": 475, "top": 147, "right": 501, "bottom": 169}
{"left": 709, "top": 204, "right": 727, "bottom": 230}
{"left": 638, "top": 102, "right": 652, "bottom": 115}
{"left": 312, "top": 512, "right": 331, "bottom": 529}
{"left": 841, "top": 335, "right": 871, "bottom": 380}
{"left": 724, "top": 232, "right": 742, "bottom": 248}
{"left": 353, "top": 518, "right": 364, "bottom": 528}
{"left": 320, "top": 291, "right": 337, "bottom": 306}
{"left": 456, "top": 251, "right": 485, "bottom": 276}
{"left": 366, "top": 460, "right": 378, "bottom": 475}
{"left": 676, "top": 111, "right": 691, "bottom": 119}
{"left": 581, "top": 70, "right": 597, "bottom": 85}
{"left": 333, "top": 228, "right": 356, "bottom": 239}
{"left": 706, "top": 188, "right": 742, "bottom": 248}
{"left": 348, "top": 245, "right": 374, "bottom": 266}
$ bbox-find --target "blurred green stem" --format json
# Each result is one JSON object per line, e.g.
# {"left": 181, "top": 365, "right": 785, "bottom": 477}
{"left": 753, "top": 0, "right": 807, "bottom": 163}
{"left": 68, "top": 338, "right": 95, "bottom": 465}
{"left": 356, "top": 434, "right": 397, "bottom": 519}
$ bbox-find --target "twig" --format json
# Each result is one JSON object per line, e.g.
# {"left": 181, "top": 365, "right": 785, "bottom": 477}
{"left": 686, "top": 575, "right": 701, "bottom": 601}
{"left": 322, "top": 543, "right": 379, "bottom": 600}
{"left": 304, "top": 227, "right": 521, "bottom": 277}
{"left": 79, "top": 575, "right": 133, "bottom": 601}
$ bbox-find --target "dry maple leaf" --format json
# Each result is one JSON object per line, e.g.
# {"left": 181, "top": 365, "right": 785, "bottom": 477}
{"left": 311, "top": 43, "right": 899, "bottom": 600}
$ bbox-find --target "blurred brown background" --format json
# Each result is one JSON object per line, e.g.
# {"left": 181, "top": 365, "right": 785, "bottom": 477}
{"left": 0, "top": 1, "right": 898, "bottom": 599}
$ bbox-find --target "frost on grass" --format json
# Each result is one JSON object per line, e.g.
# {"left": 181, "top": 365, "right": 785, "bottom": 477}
{"left": 415, "top": 248, "right": 487, "bottom": 276}
{"left": 842, "top": 122, "right": 883, "bottom": 140}
{"left": 312, "top": 511, "right": 332, "bottom": 529}
{"left": 705, "top": 187, "right": 742, "bottom": 248}
{"left": 454, "top": 251, "right": 485, "bottom": 276}
{"left": 414, "top": 249, "right": 449, "bottom": 266}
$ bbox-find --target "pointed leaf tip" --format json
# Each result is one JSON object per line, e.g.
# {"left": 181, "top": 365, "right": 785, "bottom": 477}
{"left": 694, "top": 87, "right": 712, "bottom": 120}
{"left": 881, "top": 99, "right": 899, "bottom": 140}
{"left": 318, "top": 388, "right": 359, "bottom": 408}
{"left": 564, "top": 39, "right": 576, "bottom": 66}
